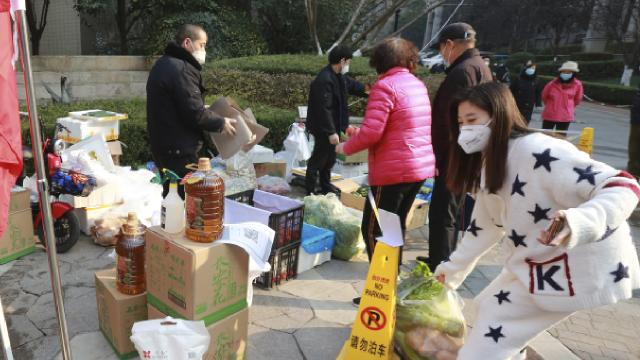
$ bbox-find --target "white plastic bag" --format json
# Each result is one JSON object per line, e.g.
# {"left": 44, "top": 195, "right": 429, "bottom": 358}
{"left": 283, "top": 123, "right": 310, "bottom": 161}
{"left": 131, "top": 317, "right": 210, "bottom": 360}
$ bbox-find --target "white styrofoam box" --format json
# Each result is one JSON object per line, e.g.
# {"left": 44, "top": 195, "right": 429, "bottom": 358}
{"left": 333, "top": 161, "right": 368, "bottom": 179}
{"left": 297, "top": 248, "right": 332, "bottom": 274}
{"left": 59, "top": 182, "right": 122, "bottom": 208}
{"left": 68, "top": 109, "right": 128, "bottom": 122}
{"left": 74, "top": 206, "right": 115, "bottom": 235}
{"left": 56, "top": 116, "right": 120, "bottom": 144}
{"left": 248, "top": 145, "right": 275, "bottom": 164}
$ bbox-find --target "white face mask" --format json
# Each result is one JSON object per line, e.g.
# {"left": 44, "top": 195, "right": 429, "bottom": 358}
{"left": 457, "top": 121, "right": 492, "bottom": 154}
{"left": 193, "top": 49, "right": 206, "bottom": 65}
{"left": 341, "top": 63, "right": 350, "bottom": 75}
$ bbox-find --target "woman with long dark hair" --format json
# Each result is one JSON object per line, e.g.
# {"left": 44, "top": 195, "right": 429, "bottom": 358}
{"left": 434, "top": 82, "right": 640, "bottom": 359}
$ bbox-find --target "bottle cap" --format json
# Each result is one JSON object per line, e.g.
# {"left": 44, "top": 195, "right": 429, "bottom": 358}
{"left": 197, "top": 158, "right": 211, "bottom": 172}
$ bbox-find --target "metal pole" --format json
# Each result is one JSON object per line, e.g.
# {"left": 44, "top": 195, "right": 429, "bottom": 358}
{"left": 15, "top": 10, "right": 73, "bottom": 360}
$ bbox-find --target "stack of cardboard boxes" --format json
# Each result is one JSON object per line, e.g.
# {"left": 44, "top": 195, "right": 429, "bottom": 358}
{"left": 95, "top": 225, "right": 250, "bottom": 360}
{"left": 145, "top": 227, "right": 249, "bottom": 360}
{"left": 0, "top": 187, "right": 36, "bottom": 264}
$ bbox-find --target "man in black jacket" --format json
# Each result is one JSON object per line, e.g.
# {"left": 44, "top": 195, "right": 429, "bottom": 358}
{"left": 418, "top": 23, "right": 493, "bottom": 270}
{"left": 305, "top": 45, "right": 368, "bottom": 195}
{"left": 147, "top": 24, "right": 236, "bottom": 198}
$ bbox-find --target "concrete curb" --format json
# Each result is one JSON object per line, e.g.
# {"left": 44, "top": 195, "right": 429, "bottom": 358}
{"left": 528, "top": 331, "right": 580, "bottom": 360}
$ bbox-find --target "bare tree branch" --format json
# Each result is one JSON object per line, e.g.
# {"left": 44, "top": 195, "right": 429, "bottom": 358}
{"left": 327, "top": 0, "right": 369, "bottom": 53}
{"left": 350, "top": 0, "right": 411, "bottom": 46}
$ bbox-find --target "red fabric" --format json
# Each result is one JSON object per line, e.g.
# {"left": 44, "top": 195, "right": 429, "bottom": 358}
{"left": 604, "top": 181, "right": 640, "bottom": 200}
{"left": 343, "top": 67, "right": 435, "bottom": 186}
{"left": 0, "top": 11, "right": 23, "bottom": 239}
{"left": 0, "top": 0, "right": 9, "bottom": 12}
{"left": 541, "top": 78, "right": 584, "bottom": 122}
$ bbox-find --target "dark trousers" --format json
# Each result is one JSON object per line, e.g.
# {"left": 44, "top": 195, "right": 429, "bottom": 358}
{"left": 361, "top": 181, "right": 424, "bottom": 265}
{"left": 520, "top": 107, "right": 533, "bottom": 124}
{"left": 629, "top": 123, "right": 640, "bottom": 178}
{"left": 427, "top": 175, "right": 466, "bottom": 270}
{"left": 305, "top": 135, "right": 336, "bottom": 194}
{"left": 154, "top": 153, "right": 197, "bottom": 200}
{"left": 542, "top": 120, "right": 570, "bottom": 132}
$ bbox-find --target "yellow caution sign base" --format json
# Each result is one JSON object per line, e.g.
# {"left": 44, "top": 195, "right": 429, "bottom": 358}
{"left": 338, "top": 199, "right": 404, "bottom": 360}
{"left": 577, "top": 127, "right": 594, "bottom": 156}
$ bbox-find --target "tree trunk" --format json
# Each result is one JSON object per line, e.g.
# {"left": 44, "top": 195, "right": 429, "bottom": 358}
{"left": 304, "top": 0, "right": 323, "bottom": 55}
{"left": 351, "top": 0, "right": 410, "bottom": 46}
{"left": 25, "top": 0, "right": 49, "bottom": 55}
{"left": 116, "top": 0, "right": 128, "bottom": 54}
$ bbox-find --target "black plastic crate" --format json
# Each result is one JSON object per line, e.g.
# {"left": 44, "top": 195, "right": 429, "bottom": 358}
{"left": 225, "top": 189, "right": 255, "bottom": 205}
{"left": 254, "top": 241, "right": 300, "bottom": 289}
{"left": 227, "top": 189, "right": 304, "bottom": 249}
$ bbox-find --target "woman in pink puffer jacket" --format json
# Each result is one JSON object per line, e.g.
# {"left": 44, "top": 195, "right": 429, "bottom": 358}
{"left": 337, "top": 38, "right": 435, "bottom": 286}
{"left": 541, "top": 61, "right": 584, "bottom": 132}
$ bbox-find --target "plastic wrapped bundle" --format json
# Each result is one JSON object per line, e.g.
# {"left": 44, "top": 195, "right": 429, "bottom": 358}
{"left": 395, "top": 262, "right": 466, "bottom": 360}
{"left": 303, "top": 194, "right": 364, "bottom": 260}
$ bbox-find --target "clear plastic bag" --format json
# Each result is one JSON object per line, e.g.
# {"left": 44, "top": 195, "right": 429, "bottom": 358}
{"left": 257, "top": 175, "right": 291, "bottom": 195}
{"left": 395, "top": 263, "right": 466, "bottom": 360}
{"left": 131, "top": 317, "right": 210, "bottom": 360}
{"left": 303, "top": 194, "right": 364, "bottom": 260}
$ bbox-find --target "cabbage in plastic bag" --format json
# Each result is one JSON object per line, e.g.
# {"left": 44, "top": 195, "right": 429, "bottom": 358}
{"left": 303, "top": 194, "right": 364, "bottom": 260}
{"left": 394, "top": 262, "right": 466, "bottom": 360}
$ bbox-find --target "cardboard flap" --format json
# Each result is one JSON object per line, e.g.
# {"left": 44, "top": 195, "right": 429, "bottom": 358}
{"left": 208, "top": 97, "right": 253, "bottom": 160}
{"left": 332, "top": 179, "right": 361, "bottom": 194}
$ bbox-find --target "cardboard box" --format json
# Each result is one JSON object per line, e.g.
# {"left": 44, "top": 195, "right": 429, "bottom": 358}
{"left": 148, "top": 305, "right": 248, "bottom": 360}
{"left": 145, "top": 227, "right": 249, "bottom": 323}
{"left": 95, "top": 269, "right": 147, "bottom": 359}
{"left": 332, "top": 177, "right": 367, "bottom": 211}
{"left": 74, "top": 205, "right": 115, "bottom": 235}
{"left": 107, "top": 141, "right": 123, "bottom": 166}
{"left": 0, "top": 189, "right": 35, "bottom": 264}
{"left": 332, "top": 178, "right": 429, "bottom": 230}
{"left": 59, "top": 182, "right": 122, "bottom": 208}
{"left": 254, "top": 161, "right": 287, "bottom": 179}
{"left": 336, "top": 149, "right": 368, "bottom": 164}
{"left": 406, "top": 199, "right": 429, "bottom": 231}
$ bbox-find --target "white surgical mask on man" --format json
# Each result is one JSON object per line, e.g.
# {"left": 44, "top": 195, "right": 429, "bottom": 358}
{"left": 457, "top": 121, "right": 492, "bottom": 154}
{"left": 193, "top": 49, "right": 206, "bottom": 65}
{"left": 341, "top": 62, "right": 350, "bottom": 75}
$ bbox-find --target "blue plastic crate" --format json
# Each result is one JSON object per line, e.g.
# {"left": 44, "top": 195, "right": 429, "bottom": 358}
{"left": 301, "top": 223, "right": 336, "bottom": 255}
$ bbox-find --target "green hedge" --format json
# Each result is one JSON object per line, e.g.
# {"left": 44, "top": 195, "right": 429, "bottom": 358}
{"left": 208, "top": 54, "right": 431, "bottom": 77}
{"left": 538, "top": 75, "right": 636, "bottom": 105}
{"left": 536, "top": 60, "right": 625, "bottom": 79}
{"left": 570, "top": 52, "right": 615, "bottom": 61}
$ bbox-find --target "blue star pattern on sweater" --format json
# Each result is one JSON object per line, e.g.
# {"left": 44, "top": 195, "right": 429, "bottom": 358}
{"left": 485, "top": 326, "right": 505, "bottom": 343}
{"left": 528, "top": 204, "right": 551, "bottom": 224}
{"left": 494, "top": 290, "right": 511, "bottom": 305}
{"left": 532, "top": 149, "right": 559, "bottom": 172}
{"left": 574, "top": 165, "right": 601, "bottom": 185}
{"left": 511, "top": 174, "right": 527, "bottom": 197}
{"left": 597, "top": 226, "right": 618, "bottom": 242}
{"left": 508, "top": 229, "right": 527, "bottom": 247}
{"left": 610, "top": 262, "right": 629, "bottom": 283}
{"left": 467, "top": 219, "right": 482, "bottom": 237}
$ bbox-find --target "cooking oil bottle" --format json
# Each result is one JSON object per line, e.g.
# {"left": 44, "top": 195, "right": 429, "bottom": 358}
{"left": 184, "top": 158, "right": 225, "bottom": 242}
{"left": 116, "top": 213, "right": 146, "bottom": 295}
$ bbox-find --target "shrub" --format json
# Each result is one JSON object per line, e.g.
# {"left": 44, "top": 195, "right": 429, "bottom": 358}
{"left": 570, "top": 52, "right": 615, "bottom": 61}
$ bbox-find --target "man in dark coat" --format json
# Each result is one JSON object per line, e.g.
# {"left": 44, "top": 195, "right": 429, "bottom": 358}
{"left": 305, "top": 45, "right": 368, "bottom": 195}
{"left": 418, "top": 23, "right": 493, "bottom": 270}
{"left": 629, "top": 86, "right": 640, "bottom": 178}
{"left": 147, "top": 24, "right": 236, "bottom": 198}
{"left": 510, "top": 60, "right": 542, "bottom": 123}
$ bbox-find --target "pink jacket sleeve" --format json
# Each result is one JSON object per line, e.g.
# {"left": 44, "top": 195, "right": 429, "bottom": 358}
{"left": 343, "top": 81, "right": 395, "bottom": 155}
{"left": 574, "top": 81, "right": 584, "bottom": 106}
{"left": 541, "top": 81, "right": 553, "bottom": 104}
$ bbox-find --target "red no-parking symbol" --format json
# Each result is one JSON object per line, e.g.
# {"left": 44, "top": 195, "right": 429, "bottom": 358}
{"left": 360, "top": 306, "right": 387, "bottom": 331}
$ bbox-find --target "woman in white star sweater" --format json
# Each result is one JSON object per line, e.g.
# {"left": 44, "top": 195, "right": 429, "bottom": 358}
{"left": 434, "top": 82, "right": 640, "bottom": 360}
